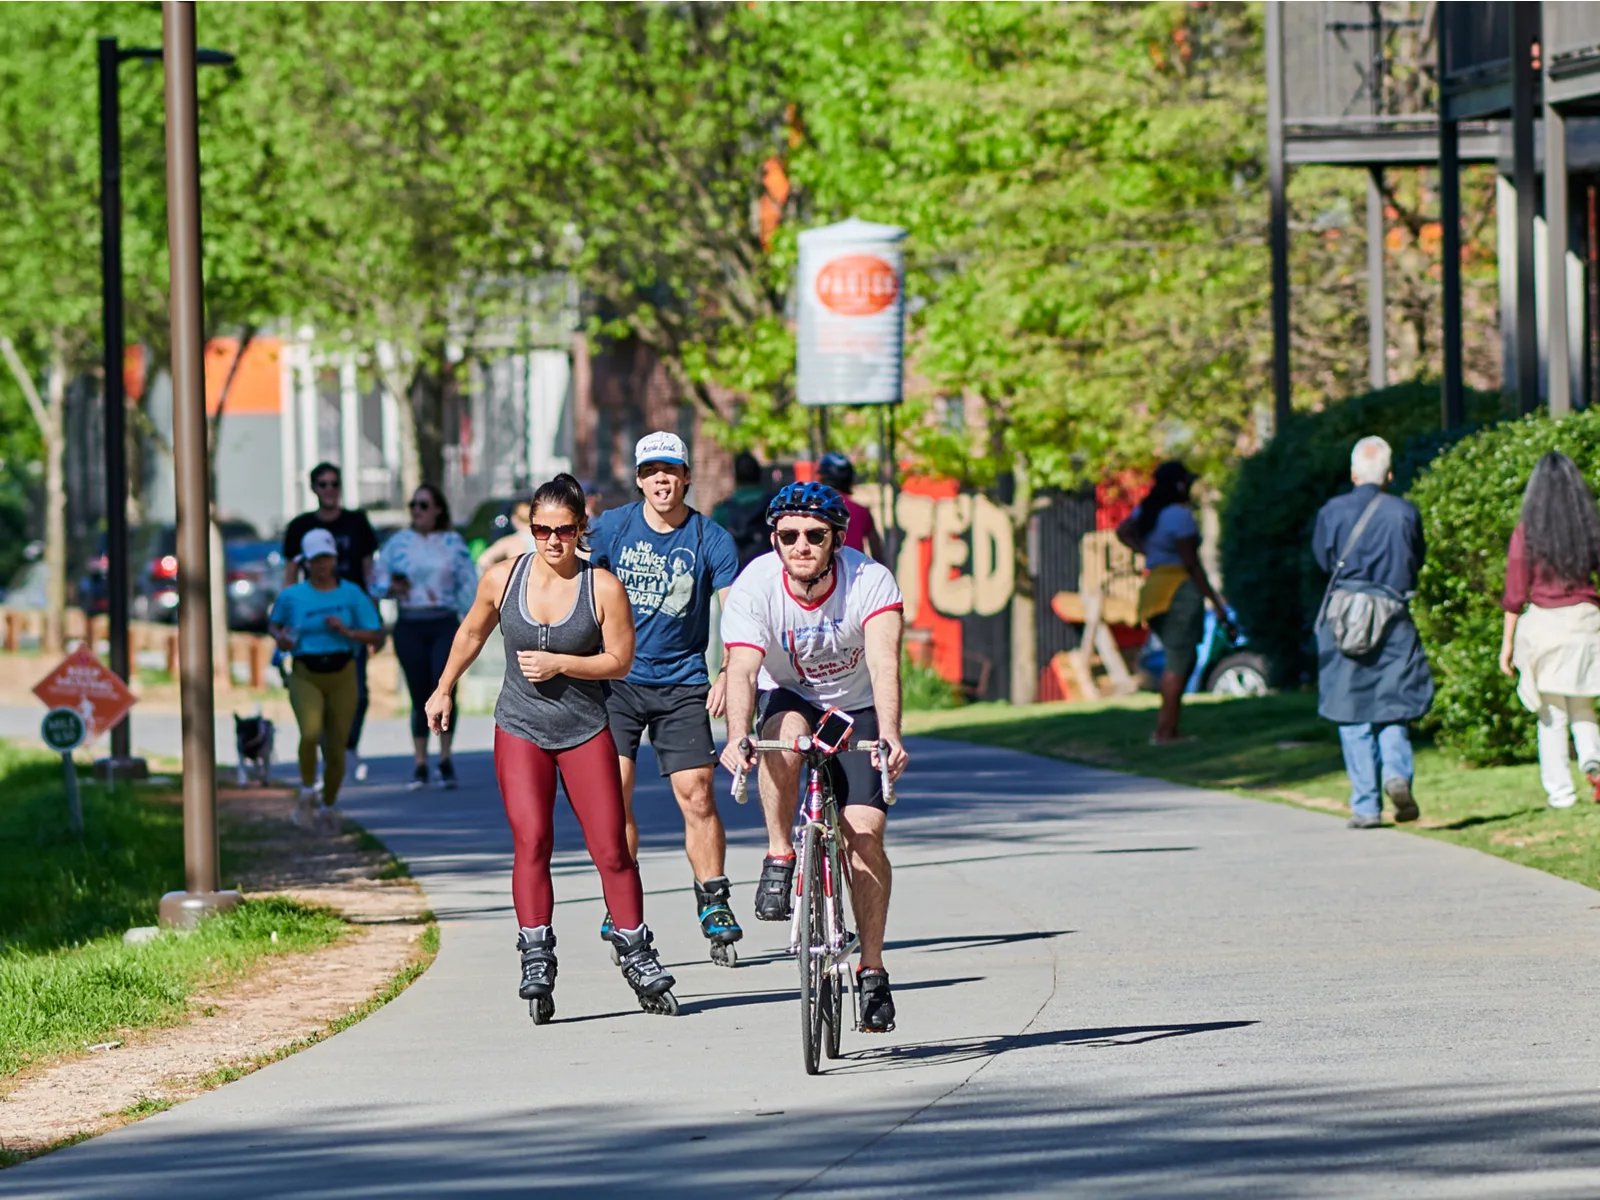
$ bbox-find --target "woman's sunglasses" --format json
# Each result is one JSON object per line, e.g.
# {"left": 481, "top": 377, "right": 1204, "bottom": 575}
{"left": 532, "top": 523, "right": 579, "bottom": 542}
{"left": 776, "top": 527, "right": 830, "bottom": 547}
{"left": 409, "top": 499, "right": 433, "bottom": 510}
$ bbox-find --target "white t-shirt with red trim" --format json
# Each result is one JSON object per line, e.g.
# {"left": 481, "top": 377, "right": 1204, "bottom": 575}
{"left": 720, "top": 547, "right": 903, "bottom": 711}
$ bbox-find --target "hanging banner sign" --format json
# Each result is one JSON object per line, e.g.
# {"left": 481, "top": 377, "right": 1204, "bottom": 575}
{"left": 796, "top": 217, "right": 907, "bottom": 407}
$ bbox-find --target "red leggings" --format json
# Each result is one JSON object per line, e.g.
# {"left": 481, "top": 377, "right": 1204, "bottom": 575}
{"left": 494, "top": 726, "right": 644, "bottom": 930}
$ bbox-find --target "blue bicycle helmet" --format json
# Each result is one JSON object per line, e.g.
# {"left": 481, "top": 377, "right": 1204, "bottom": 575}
{"left": 766, "top": 481, "right": 850, "bottom": 532}
{"left": 816, "top": 452, "right": 855, "bottom": 490}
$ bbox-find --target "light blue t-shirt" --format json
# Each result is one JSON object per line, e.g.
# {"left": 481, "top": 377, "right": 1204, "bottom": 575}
{"left": 588, "top": 503, "right": 739, "bottom": 686}
{"left": 1138, "top": 503, "right": 1199, "bottom": 568}
{"left": 269, "top": 580, "right": 382, "bottom": 656}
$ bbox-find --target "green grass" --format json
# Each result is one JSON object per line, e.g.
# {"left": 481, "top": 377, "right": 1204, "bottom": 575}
{"left": 0, "top": 744, "right": 191, "bottom": 953}
{"left": 0, "top": 895, "right": 345, "bottom": 1077}
{"left": 0, "top": 742, "right": 348, "bottom": 1079}
{"left": 907, "top": 691, "right": 1600, "bottom": 893}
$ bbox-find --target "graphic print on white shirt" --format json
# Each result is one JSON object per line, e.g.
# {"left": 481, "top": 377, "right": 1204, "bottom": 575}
{"left": 720, "top": 547, "right": 904, "bottom": 710}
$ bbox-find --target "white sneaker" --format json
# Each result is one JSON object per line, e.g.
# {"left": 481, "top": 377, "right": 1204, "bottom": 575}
{"left": 316, "top": 805, "right": 341, "bottom": 834}
{"left": 352, "top": 753, "right": 368, "bottom": 782}
{"left": 293, "top": 788, "right": 319, "bottom": 827}
{"left": 1550, "top": 795, "right": 1577, "bottom": 809}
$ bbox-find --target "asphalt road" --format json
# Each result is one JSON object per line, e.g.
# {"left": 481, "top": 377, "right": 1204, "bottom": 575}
{"left": 8, "top": 713, "right": 1600, "bottom": 1197}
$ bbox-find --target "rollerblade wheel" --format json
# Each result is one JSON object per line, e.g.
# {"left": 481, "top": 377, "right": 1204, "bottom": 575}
{"left": 642, "top": 990, "right": 680, "bottom": 1016}
{"left": 710, "top": 942, "right": 738, "bottom": 968}
{"left": 529, "top": 996, "right": 555, "bottom": 1025}
{"left": 609, "top": 945, "right": 621, "bottom": 967}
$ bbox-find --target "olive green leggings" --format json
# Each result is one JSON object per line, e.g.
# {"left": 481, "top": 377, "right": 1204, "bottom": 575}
{"left": 288, "top": 659, "right": 358, "bottom": 804}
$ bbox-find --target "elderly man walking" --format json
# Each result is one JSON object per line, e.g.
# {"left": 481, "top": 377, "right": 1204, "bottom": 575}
{"left": 1312, "top": 436, "right": 1434, "bottom": 829}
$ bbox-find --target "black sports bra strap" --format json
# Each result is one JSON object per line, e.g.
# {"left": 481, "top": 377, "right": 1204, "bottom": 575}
{"left": 498, "top": 553, "right": 527, "bottom": 612}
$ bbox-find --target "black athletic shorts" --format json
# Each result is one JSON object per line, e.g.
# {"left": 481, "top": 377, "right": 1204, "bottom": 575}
{"left": 758, "top": 688, "right": 887, "bottom": 812}
{"left": 606, "top": 680, "right": 717, "bottom": 776}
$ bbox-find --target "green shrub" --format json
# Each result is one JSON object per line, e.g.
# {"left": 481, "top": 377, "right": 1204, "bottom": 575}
{"left": 1220, "top": 379, "right": 1500, "bottom": 684}
{"left": 1411, "top": 408, "right": 1600, "bottom": 765}
{"left": 903, "top": 654, "right": 964, "bottom": 711}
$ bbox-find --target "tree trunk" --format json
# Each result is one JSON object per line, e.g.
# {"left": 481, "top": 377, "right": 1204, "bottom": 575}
{"left": 1007, "top": 459, "right": 1037, "bottom": 707}
{"left": 412, "top": 356, "right": 448, "bottom": 489}
{"left": 372, "top": 344, "right": 423, "bottom": 499}
{"left": 43, "top": 337, "right": 68, "bottom": 657}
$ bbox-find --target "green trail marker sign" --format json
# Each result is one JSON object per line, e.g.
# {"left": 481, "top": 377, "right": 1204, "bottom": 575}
{"left": 41, "top": 707, "right": 87, "bottom": 832}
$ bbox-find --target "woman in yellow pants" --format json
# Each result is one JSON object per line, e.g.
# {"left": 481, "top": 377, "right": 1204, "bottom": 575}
{"left": 268, "top": 528, "right": 384, "bottom": 831}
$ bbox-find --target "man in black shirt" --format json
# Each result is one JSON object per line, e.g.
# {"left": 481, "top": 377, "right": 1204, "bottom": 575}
{"left": 282, "top": 462, "right": 381, "bottom": 780}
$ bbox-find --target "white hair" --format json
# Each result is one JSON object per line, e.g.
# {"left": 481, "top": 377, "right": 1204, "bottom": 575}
{"left": 1351, "top": 436, "right": 1392, "bottom": 486}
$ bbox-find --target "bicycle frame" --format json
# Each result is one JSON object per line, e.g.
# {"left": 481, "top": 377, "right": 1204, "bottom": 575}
{"left": 731, "top": 733, "right": 893, "bottom": 1053}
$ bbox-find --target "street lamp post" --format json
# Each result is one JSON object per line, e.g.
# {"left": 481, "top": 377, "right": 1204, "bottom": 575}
{"left": 96, "top": 35, "right": 232, "bottom": 780}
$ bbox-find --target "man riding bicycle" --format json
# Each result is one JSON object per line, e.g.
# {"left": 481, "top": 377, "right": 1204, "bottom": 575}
{"left": 719, "top": 481, "right": 910, "bottom": 1032}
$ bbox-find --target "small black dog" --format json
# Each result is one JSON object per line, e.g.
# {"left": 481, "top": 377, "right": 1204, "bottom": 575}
{"left": 234, "top": 713, "right": 275, "bottom": 786}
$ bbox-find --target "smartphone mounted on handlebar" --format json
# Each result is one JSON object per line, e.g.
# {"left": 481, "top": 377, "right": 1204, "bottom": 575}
{"left": 811, "top": 707, "right": 855, "bottom": 754}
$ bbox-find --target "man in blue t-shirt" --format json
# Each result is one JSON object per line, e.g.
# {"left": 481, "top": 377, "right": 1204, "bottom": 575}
{"left": 588, "top": 431, "right": 742, "bottom": 958}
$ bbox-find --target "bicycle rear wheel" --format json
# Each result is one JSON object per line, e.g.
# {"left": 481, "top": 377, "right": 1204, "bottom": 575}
{"left": 798, "top": 823, "right": 825, "bottom": 1075}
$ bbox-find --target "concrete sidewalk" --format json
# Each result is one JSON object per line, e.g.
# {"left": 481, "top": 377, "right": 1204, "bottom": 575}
{"left": 8, "top": 724, "right": 1600, "bottom": 1196}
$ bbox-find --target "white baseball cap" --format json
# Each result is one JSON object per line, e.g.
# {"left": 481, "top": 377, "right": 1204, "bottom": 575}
{"left": 299, "top": 528, "right": 338, "bottom": 561}
{"left": 635, "top": 431, "right": 689, "bottom": 468}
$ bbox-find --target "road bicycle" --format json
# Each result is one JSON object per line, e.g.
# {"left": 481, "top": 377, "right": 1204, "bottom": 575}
{"left": 731, "top": 720, "right": 895, "bottom": 1075}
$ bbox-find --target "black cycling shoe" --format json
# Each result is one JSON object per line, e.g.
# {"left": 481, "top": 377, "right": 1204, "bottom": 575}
{"left": 754, "top": 854, "right": 796, "bottom": 921}
{"left": 858, "top": 967, "right": 896, "bottom": 1033}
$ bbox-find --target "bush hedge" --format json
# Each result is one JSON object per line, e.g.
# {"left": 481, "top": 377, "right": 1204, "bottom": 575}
{"left": 1220, "top": 380, "right": 1500, "bottom": 685}
{"left": 1411, "top": 408, "right": 1600, "bottom": 765}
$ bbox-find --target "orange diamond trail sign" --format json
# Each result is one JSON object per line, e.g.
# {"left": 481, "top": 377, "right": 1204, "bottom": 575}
{"left": 33, "top": 645, "right": 137, "bottom": 741}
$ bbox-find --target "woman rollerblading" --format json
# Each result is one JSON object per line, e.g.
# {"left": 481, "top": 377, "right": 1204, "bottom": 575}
{"left": 426, "top": 474, "right": 679, "bottom": 1024}
{"left": 694, "top": 875, "right": 743, "bottom": 966}
{"left": 518, "top": 926, "right": 558, "bottom": 1024}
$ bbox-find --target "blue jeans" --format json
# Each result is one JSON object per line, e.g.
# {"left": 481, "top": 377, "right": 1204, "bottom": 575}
{"left": 1337, "top": 722, "right": 1414, "bottom": 818}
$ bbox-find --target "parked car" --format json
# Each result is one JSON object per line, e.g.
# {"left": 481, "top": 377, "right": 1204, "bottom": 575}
{"left": 1139, "top": 606, "right": 1272, "bottom": 697}
{"left": 223, "top": 540, "right": 285, "bottom": 631}
{"left": 80, "top": 520, "right": 261, "bottom": 625}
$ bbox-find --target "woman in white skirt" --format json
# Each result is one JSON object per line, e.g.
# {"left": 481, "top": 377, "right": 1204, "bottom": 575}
{"left": 1499, "top": 451, "right": 1600, "bottom": 808}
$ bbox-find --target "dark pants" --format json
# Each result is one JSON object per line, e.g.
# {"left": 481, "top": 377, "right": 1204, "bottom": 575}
{"left": 347, "top": 645, "right": 369, "bottom": 751}
{"left": 395, "top": 615, "right": 459, "bottom": 740}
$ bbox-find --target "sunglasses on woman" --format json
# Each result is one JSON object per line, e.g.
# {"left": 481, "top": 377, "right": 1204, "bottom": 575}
{"left": 532, "top": 523, "right": 579, "bottom": 542}
{"left": 409, "top": 499, "right": 433, "bottom": 510}
{"left": 776, "top": 527, "right": 830, "bottom": 547}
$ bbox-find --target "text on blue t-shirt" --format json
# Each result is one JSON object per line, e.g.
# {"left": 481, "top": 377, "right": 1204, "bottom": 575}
{"left": 268, "top": 580, "right": 382, "bottom": 656}
{"left": 588, "top": 503, "right": 739, "bottom": 685}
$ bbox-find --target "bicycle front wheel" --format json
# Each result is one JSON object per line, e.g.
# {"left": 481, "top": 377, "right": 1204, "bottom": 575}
{"left": 798, "top": 822, "right": 825, "bottom": 1075}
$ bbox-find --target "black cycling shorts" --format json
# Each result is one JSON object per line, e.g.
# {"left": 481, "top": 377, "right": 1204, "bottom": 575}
{"left": 758, "top": 688, "right": 886, "bottom": 812}
{"left": 606, "top": 680, "right": 717, "bottom": 777}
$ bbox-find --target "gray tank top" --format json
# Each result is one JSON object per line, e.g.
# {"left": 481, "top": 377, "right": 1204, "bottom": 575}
{"left": 494, "top": 554, "right": 610, "bottom": 750}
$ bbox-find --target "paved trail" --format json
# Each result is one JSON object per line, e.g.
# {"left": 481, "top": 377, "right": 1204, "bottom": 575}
{"left": 8, "top": 711, "right": 1600, "bottom": 1197}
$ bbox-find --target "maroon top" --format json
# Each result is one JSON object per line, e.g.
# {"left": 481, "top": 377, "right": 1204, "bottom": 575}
{"left": 1502, "top": 522, "right": 1600, "bottom": 612}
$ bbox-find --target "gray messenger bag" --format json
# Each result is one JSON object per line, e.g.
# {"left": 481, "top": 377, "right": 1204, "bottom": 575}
{"left": 1315, "top": 494, "right": 1408, "bottom": 658}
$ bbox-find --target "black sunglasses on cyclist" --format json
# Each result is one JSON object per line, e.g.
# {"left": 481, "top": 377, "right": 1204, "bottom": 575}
{"left": 776, "top": 527, "right": 830, "bottom": 547}
{"left": 532, "top": 523, "right": 579, "bottom": 542}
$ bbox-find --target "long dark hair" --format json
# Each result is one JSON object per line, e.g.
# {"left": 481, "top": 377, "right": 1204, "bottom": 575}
{"left": 414, "top": 483, "right": 451, "bottom": 532}
{"left": 531, "top": 472, "right": 588, "bottom": 533}
{"left": 1135, "top": 461, "right": 1194, "bottom": 539}
{"left": 1522, "top": 451, "right": 1600, "bottom": 586}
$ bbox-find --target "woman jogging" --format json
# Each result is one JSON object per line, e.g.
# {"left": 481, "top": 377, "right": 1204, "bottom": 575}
{"left": 1117, "top": 461, "right": 1233, "bottom": 744}
{"left": 1499, "top": 452, "right": 1600, "bottom": 808}
{"left": 268, "top": 528, "right": 384, "bottom": 831}
{"left": 375, "top": 484, "right": 479, "bottom": 790}
{"left": 424, "top": 473, "right": 679, "bottom": 1021}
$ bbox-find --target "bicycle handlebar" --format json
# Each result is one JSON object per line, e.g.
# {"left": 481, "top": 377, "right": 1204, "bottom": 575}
{"left": 730, "top": 736, "right": 897, "bottom": 807}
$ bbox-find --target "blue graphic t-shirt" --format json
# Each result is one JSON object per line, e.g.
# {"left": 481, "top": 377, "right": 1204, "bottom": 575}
{"left": 268, "top": 580, "right": 382, "bottom": 657}
{"left": 589, "top": 503, "right": 739, "bottom": 686}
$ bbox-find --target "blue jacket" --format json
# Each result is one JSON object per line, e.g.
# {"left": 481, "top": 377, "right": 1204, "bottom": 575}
{"left": 1311, "top": 485, "right": 1434, "bottom": 724}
